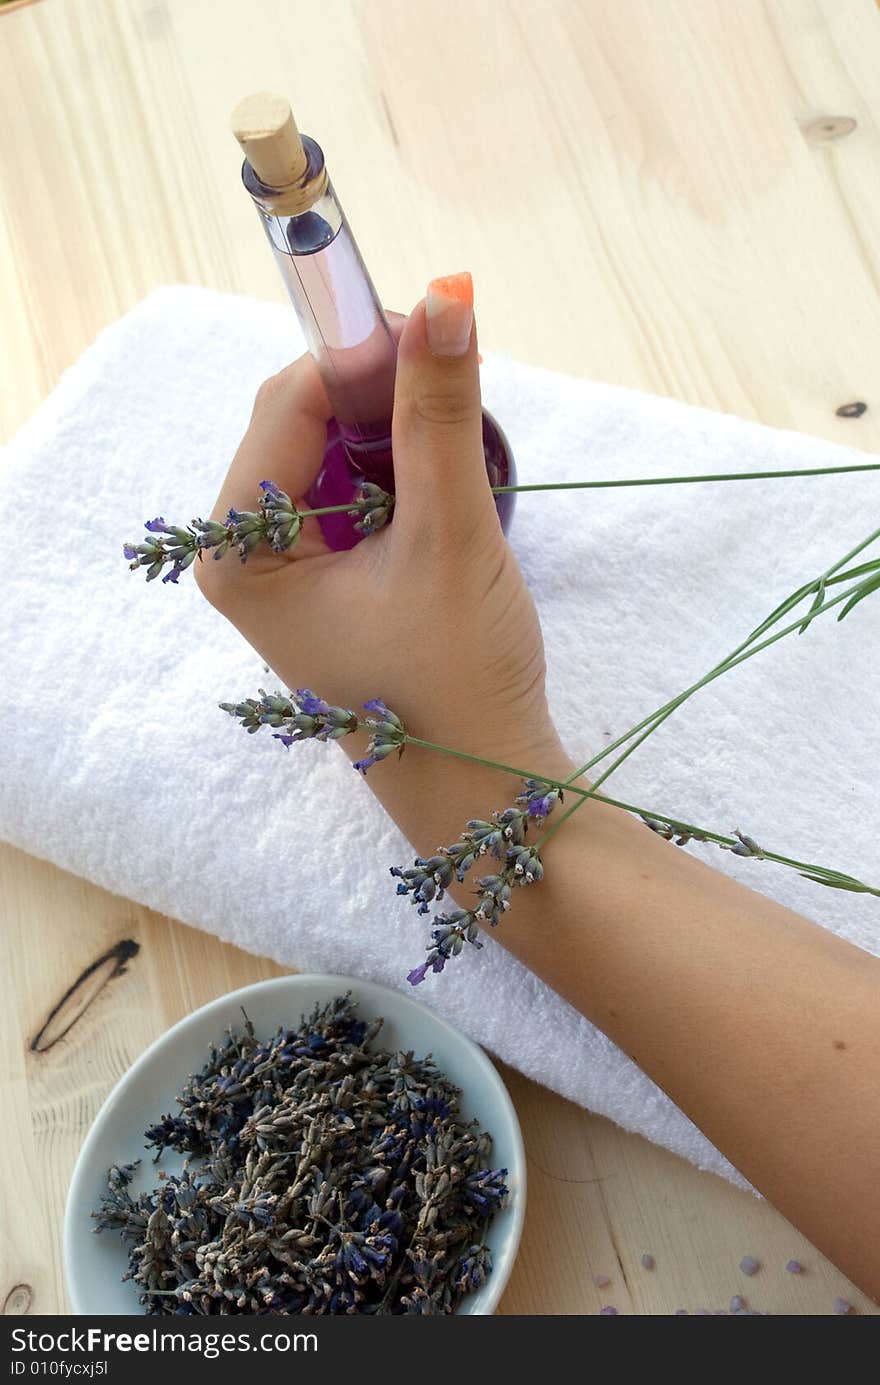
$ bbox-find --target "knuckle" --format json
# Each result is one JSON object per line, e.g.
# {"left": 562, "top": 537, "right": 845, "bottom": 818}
{"left": 251, "top": 371, "right": 285, "bottom": 416}
{"left": 407, "top": 386, "right": 479, "bottom": 429}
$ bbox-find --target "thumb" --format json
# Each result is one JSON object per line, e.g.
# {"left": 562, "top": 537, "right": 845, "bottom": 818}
{"left": 391, "top": 273, "right": 497, "bottom": 537}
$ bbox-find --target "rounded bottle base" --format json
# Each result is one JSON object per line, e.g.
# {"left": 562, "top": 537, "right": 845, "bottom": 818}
{"left": 306, "top": 411, "right": 516, "bottom": 551}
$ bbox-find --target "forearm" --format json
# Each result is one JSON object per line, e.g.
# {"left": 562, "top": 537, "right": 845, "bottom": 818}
{"left": 343, "top": 733, "right": 880, "bottom": 1300}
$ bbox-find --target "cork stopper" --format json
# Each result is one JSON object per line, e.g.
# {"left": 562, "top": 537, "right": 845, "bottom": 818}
{"left": 230, "top": 92, "right": 309, "bottom": 190}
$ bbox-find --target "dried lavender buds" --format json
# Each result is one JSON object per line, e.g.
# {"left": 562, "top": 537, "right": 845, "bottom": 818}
{"left": 93, "top": 995, "right": 507, "bottom": 1315}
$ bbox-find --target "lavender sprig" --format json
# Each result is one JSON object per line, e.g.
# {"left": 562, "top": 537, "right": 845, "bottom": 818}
{"left": 391, "top": 783, "right": 556, "bottom": 915}
{"left": 123, "top": 480, "right": 394, "bottom": 582}
{"left": 396, "top": 783, "right": 558, "bottom": 983}
{"left": 219, "top": 688, "right": 407, "bottom": 766}
{"left": 220, "top": 682, "right": 879, "bottom": 982}
{"left": 123, "top": 465, "right": 879, "bottom": 584}
{"left": 219, "top": 687, "right": 359, "bottom": 747}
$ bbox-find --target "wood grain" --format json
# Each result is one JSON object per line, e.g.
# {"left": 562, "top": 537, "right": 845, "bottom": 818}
{"left": 1, "top": 0, "right": 878, "bottom": 1316}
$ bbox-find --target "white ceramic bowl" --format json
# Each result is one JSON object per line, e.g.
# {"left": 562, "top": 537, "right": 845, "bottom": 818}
{"left": 64, "top": 973, "right": 525, "bottom": 1316}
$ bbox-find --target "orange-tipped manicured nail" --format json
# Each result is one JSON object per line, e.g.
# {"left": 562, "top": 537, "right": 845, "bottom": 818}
{"left": 426, "top": 271, "right": 474, "bottom": 357}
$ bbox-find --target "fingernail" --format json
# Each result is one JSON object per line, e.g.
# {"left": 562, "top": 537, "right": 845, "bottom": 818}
{"left": 426, "top": 272, "right": 474, "bottom": 357}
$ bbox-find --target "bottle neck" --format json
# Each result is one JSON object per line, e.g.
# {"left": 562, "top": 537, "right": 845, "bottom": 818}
{"left": 243, "top": 144, "right": 397, "bottom": 463}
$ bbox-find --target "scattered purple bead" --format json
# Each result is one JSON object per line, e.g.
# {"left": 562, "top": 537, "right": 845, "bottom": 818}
{"left": 640, "top": 1253, "right": 655, "bottom": 1270}
{"left": 785, "top": 1259, "right": 803, "bottom": 1275}
{"left": 833, "top": 1297, "right": 851, "bottom": 1315}
{"left": 739, "top": 1255, "right": 760, "bottom": 1276}
{"left": 599, "top": 1305, "right": 618, "bottom": 1315}
{"left": 730, "top": 1294, "right": 746, "bottom": 1313}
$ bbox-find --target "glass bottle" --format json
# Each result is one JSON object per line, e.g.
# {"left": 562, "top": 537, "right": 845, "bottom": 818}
{"left": 232, "top": 94, "right": 515, "bottom": 551}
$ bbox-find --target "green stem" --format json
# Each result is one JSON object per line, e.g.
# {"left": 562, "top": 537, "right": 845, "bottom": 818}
{"left": 299, "top": 503, "right": 366, "bottom": 517}
{"left": 489, "top": 462, "right": 880, "bottom": 494}
{"left": 561, "top": 526, "right": 880, "bottom": 790}
{"left": 402, "top": 735, "right": 591, "bottom": 794}
{"left": 400, "top": 732, "right": 877, "bottom": 894}
{"left": 557, "top": 569, "right": 873, "bottom": 805}
{"left": 280, "top": 463, "right": 880, "bottom": 524}
{"left": 528, "top": 531, "right": 880, "bottom": 856}
{"left": 396, "top": 561, "right": 880, "bottom": 892}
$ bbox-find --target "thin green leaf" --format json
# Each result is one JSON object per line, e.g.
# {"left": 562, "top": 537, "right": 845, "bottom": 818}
{"left": 798, "top": 870, "right": 880, "bottom": 896}
{"left": 837, "top": 570, "right": 880, "bottom": 621}
{"left": 824, "top": 558, "right": 880, "bottom": 588}
{"left": 798, "top": 579, "right": 826, "bottom": 634}
{"left": 746, "top": 580, "right": 816, "bottom": 643}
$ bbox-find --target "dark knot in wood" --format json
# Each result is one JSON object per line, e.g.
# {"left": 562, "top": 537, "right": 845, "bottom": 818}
{"left": 800, "top": 115, "right": 857, "bottom": 144}
{"left": 2, "top": 1283, "right": 34, "bottom": 1315}
{"left": 30, "top": 939, "right": 140, "bottom": 1054}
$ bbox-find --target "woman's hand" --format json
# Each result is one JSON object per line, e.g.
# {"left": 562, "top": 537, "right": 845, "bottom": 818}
{"left": 196, "top": 279, "right": 880, "bottom": 1301}
{"left": 196, "top": 278, "right": 567, "bottom": 776}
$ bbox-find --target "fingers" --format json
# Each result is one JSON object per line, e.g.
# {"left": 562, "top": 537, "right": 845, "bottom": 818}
{"left": 208, "top": 352, "right": 333, "bottom": 527}
{"left": 210, "top": 312, "right": 409, "bottom": 526}
{"left": 391, "top": 275, "right": 497, "bottom": 542}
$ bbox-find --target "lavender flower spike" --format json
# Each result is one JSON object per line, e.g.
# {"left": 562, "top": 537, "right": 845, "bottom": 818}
{"left": 390, "top": 855, "right": 456, "bottom": 914}
{"left": 406, "top": 909, "right": 482, "bottom": 986}
{"left": 124, "top": 519, "right": 200, "bottom": 583}
{"left": 220, "top": 688, "right": 358, "bottom": 745}
{"left": 396, "top": 782, "right": 551, "bottom": 985}
{"left": 258, "top": 481, "right": 302, "bottom": 553}
{"left": 125, "top": 480, "right": 310, "bottom": 582}
{"left": 354, "top": 698, "right": 406, "bottom": 774}
{"left": 355, "top": 482, "right": 394, "bottom": 535}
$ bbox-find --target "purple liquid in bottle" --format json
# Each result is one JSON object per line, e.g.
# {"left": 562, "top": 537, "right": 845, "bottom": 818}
{"left": 242, "top": 140, "right": 515, "bottom": 551}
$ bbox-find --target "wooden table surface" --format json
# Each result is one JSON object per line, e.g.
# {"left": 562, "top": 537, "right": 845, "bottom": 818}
{"left": 2, "top": 0, "right": 878, "bottom": 1317}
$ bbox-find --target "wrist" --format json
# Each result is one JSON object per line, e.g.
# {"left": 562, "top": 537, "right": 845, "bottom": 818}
{"left": 341, "top": 720, "right": 576, "bottom": 848}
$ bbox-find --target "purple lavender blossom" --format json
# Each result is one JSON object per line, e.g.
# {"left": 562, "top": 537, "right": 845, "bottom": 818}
{"left": 221, "top": 688, "right": 358, "bottom": 746}
{"left": 390, "top": 856, "right": 456, "bottom": 914}
{"left": 515, "top": 777, "right": 562, "bottom": 821}
{"left": 354, "top": 482, "right": 394, "bottom": 535}
{"left": 354, "top": 698, "right": 405, "bottom": 774}
{"left": 296, "top": 690, "right": 331, "bottom": 717}
{"left": 362, "top": 698, "right": 392, "bottom": 717}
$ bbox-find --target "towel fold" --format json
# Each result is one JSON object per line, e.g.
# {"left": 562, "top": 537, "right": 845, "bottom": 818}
{"left": 3, "top": 285, "right": 878, "bottom": 1186}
